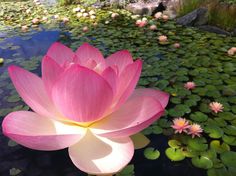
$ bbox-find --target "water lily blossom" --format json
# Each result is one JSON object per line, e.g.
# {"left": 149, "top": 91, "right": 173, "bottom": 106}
{"left": 77, "top": 12, "right": 83, "bottom": 18}
{"left": 82, "top": 26, "right": 88, "bottom": 32}
{"left": 21, "top": 25, "right": 28, "bottom": 32}
{"left": 32, "top": 18, "right": 40, "bottom": 24}
{"left": 62, "top": 17, "right": 69, "bottom": 23}
{"left": 173, "top": 42, "right": 180, "bottom": 48}
{"left": 150, "top": 25, "right": 157, "bottom": 30}
{"left": 171, "top": 117, "right": 190, "bottom": 133}
{"left": 209, "top": 102, "right": 224, "bottom": 113}
{"left": 184, "top": 82, "right": 196, "bottom": 90}
{"left": 154, "top": 12, "right": 162, "bottom": 19}
{"left": 227, "top": 47, "right": 236, "bottom": 56}
{"left": 158, "top": 35, "right": 168, "bottom": 43}
{"left": 136, "top": 19, "right": 147, "bottom": 27}
{"left": 188, "top": 124, "right": 203, "bottom": 138}
{"left": 162, "top": 15, "right": 169, "bottom": 21}
{"left": 111, "top": 13, "right": 119, "bottom": 19}
{"left": 2, "top": 42, "right": 169, "bottom": 175}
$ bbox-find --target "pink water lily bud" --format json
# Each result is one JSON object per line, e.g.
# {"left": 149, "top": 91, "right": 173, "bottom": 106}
{"left": 154, "top": 12, "right": 162, "bottom": 19}
{"left": 21, "top": 25, "right": 28, "bottom": 31}
{"left": 209, "top": 102, "right": 224, "bottom": 113}
{"left": 3, "top": 42, "right": 169, "bottom": 175}
{"left": 162, "top": 15, "right": 169, "bottom": 21}
{"left": 32, "top": 18, "right": 40, "bottom": 24}
{"left": 111, "top": 13, "right": 119, "bottom": 19}
{"left": 188, "top": 124, "right": 203, "bottom": 138}
{"left": 171, "top": 117, "right": 190, "bottom": 134}
{"left": 63, "top": 17, "right": 69, "bottom": 23}
{"left": 158, "top": 35, "right": 168, "bottom": 42}
{"left": 150, "top": 25, "right": 157, "bottom": 30}
{"left": 174, "top": 42, "right": 180, "bottom": 48}
{"left": 184, "top": 82, "right": 196, "bottom": 90}
{"left": 228, "top": 47, "right": 236, "bottom": 56}
{"left": 136, "top": 19, "right": 147, "bottom": 27}
{"left": 82, "top": 26, "right": 88, "bottom": 32}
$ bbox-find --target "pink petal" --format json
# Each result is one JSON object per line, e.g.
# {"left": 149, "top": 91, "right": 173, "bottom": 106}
{"left": 47, "top": 42, "right": 75, "bottom": 66}
{"left": 75, "top": 43, "right": 105, "bottom": 67}
{"left": 2, "top": 111, "right": 86, "bottom": 150}
{"left": 106, "top": 50, "right": 133, "bottom": 73}
{"left": 101, "top": 67, "right": 118, "bottom": 94}
{"left": 42, "top": 55, "right": 64, "bottom": 96}
{"left": 52, "top": 65, "right": 113, "bottom": 122}
{"left": 8, "top": 66, "right": 58, "bottom": 118}
{"left": 131, "top": 88, "right": 169, "bottom": 108}
{"left": 68, "top": 131, "right": 134, "bottom": 175}
{"left": 114, "top": 60, "right": 142, "bottom": 109}
{"left": 91, "top": 96, "right": 164, "bottom": 137}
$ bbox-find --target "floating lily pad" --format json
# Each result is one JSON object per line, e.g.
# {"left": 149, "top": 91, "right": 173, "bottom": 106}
{"left": 190, "top": 111, "right": 208, "bottom": 122}
{"left": 187, "top": 137, "right": 208, "bottom": 152}
{"left": 165, "top": 148, "right": 185, "bottom": 161}
{"left": 168, "top": 139, "right": 182, "bottom": 149}
{"left": 191, "top": 156, "right": 213, "bottom": 169}
{"left": 144, "top": 147, "right": 160, "bottom": 160}
{"left": 204, "top": 125, "right": 224, "bottom": 139}
{"left": 210, "top": 140, "right": 230, "bottom": 153}
{"left": 117, "top": 164, "right": 134, "bottom": 176}
{"left": 221, "top": 151, "right": 236, "bottom": 167}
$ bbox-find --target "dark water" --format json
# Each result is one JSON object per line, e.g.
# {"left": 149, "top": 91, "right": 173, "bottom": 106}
{"left": 0, "top": 30, "right": 206, "bottom": 176}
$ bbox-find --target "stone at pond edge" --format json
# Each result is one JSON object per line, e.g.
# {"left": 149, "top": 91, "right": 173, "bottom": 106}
{"left": 176, "top": 8, "right": 208, "bottom": 26}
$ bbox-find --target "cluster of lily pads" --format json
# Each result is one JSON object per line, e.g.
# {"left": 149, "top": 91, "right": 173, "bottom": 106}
{"left": 0, "top": 0, "right": 236, "bottom": 176}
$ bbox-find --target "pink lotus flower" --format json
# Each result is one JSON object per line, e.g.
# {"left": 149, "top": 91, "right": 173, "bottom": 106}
{"left": 184, "top": 82, "right": 196, "bottom": 90}
{"left": 2, "top": 43, "right": 169, "bottom": 175}
{"left": 171, "top": 117, "right": 190, "bottom": 133}
{"left": 150, "top": 25, "right": 157, "bottom": 30}
{"left": 188, "top": 124, "right": 203, "bottom": 138}
{"left": 158, "top": 35, "right": 168, "bottom": 42}
{"left": 209, "top": 102, "right": 224, "bottom": 113}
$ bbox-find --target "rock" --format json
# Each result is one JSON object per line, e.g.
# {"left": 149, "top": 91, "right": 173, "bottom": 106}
{"left": 198, "top": 25, "right": 231, "bottom": 36}
{"left": 9, "top": 168, "right": 21, "bottom": 176}
{"left": 176, "top": 7, "right": 208, "bottom": 26}
{"left": 126, "top": 2, "right": 165, "bottom": 15}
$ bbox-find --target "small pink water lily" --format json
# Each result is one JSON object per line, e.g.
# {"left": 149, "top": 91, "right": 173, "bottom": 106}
{"left": 227, "top": 47, "right": 236, "bottom": 56}
{"left": 184, "top": 82, "right": 196, "bottom": 90}
{"left": 162, "top": 15, "right": 169, "bottom": 21}
{"left": 173, "top": 42, "right": 180, "bottom": 48}
{"left": 32, "top": 18, "right": 40, "bottom": 24}
{"left": 154, "top": 12, "right": 162, "bottom": 19}
{"left": 171, "top": 117, "right": 190, "bottom": 133}
{"left": 21, "top": 25, "right": 28, "bottom": 32}
{"left": 209, "top": 102, "right": 224, "bottom": 113}
{"left": 158, "top": 35, "right": 168, "bottom": 42}
{"left": 136, "top": 19, "right": 147, "bottom": 27}
{"left": 150, "top": 25, "right": 157, "bottom": 31}
{"left": 82, "top": 26, "right": 88, "bottom": 32}
{"left": 62, "top": 17, "right": 69, "bottom": 23}
{"left": 188, "top": 124, "right": 203, "bottom": 138}
{"left": 111, "top": 13, "right": 119, "bottom": 19}
{"left": 2, "top": 42, "right": 169, "bottom": 175}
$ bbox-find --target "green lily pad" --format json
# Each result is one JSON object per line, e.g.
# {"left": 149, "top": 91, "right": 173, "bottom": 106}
{"left": 221, "top": 151, "right": 236, "bottom": 167}
{"left": 204, "top": 125, "right": 224, "bottom": 139}
{"left": 191, "top": 156, "right": 213, "bottom": 169}
{"left": 152, "top": 126, "right": 163, "bottom": 134}
{"left": 168, "top": 139, "right": 182, "bottom": 149}
{"left": 144, "top": 147, "right": 160, "bottom": 160}
{"left": 210, "top": 140, "right": 230, "bottom": 153}
{"left": 117, "top": 164, "right": 134, "bottom": 176}
{"left": 187, "top": 137, "right": 208, "bottom": 152}
{"left": 165, "top": 148, "right": 185, "bottom": 161}
{"left": 190, "top": 111, "right": 208, "bottom": 122}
